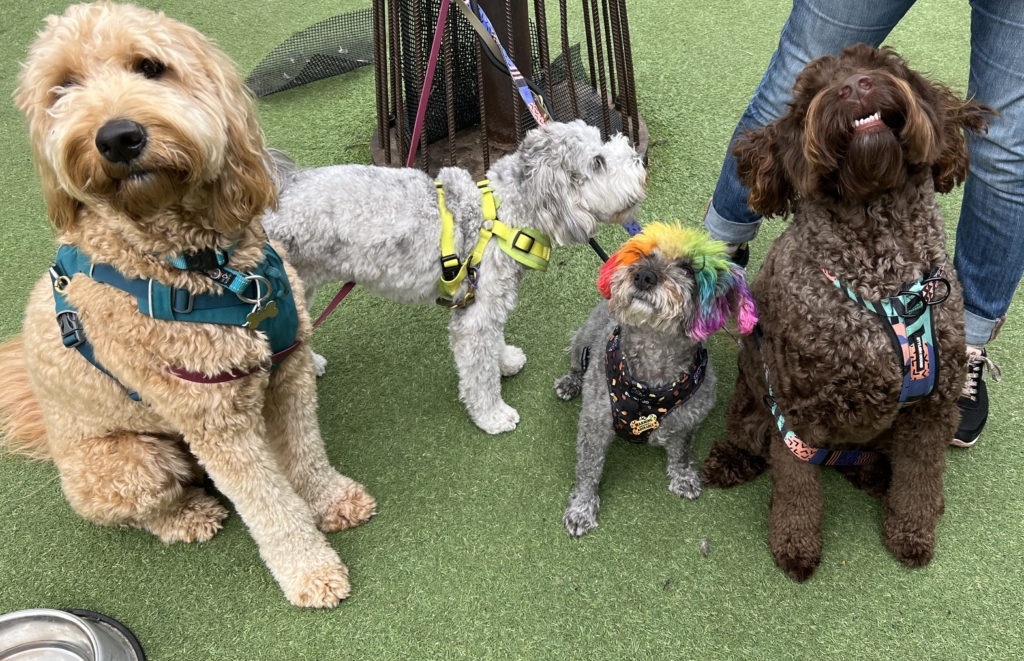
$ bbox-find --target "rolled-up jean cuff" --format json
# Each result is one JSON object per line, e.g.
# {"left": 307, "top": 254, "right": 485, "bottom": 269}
{"left": 964, "top": 309, "right": 1001, "bottom": 346}
{"left": 704, "top": 201, "right": 762, "bottom": 244}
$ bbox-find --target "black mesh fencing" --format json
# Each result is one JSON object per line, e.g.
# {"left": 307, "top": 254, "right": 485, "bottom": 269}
{"left": 246, "top": 9, "right": 375, "bottom": 98}
{"left": 246, "top": 3, "right": 628, "bottom": 149}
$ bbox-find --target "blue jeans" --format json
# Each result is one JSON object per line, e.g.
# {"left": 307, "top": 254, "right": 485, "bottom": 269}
{"left": 705, "top": 0, "right": 1024, "bottom": 346}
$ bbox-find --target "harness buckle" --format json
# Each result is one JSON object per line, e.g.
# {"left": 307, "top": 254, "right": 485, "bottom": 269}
{"left": 511, "top": 231, "right": 535, "bottom": 254}
{"left": 181, "top": 248, "right": 222, "bottom": 271}
{"left": 57, "top": 311, "right": 86, "bottom": 349}
{"left": 172, "top": 288, "right": 194, "bottom": 314}
{"left": 440, "top": 254, "right": 461, "bottom": 282}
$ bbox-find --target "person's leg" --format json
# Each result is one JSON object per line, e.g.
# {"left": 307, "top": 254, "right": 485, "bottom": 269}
{"left": 705, "top": 0, "right": 917, "bottom": 249}
{"left": 951, "top": 0, "right": 1024, "bottom": 446}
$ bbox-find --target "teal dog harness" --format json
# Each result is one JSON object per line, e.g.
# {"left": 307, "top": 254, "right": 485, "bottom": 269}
{"left": 50, "top": 243, "right": 300, "bottom": 400}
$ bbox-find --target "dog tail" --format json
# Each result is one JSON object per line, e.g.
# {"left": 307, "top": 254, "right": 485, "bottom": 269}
{"left": 0, "top": 336, "right": 50, "bottom": 460}
{"left": 269, "top": 148, "right": 301, "bottom": 192}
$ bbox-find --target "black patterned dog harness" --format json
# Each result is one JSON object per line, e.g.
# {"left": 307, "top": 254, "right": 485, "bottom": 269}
{"left": 584, "top": 327, "right": 708, "bottom": 443}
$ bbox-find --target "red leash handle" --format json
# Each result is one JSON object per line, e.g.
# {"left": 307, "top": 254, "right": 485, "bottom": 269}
{"left": 406, "top": 0, "right": 451, "bottom": 168}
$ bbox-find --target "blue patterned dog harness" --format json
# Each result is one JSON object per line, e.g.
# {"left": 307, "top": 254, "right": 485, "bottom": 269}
{"left": 754, "top": 266, "right": 951, "bottom": 466}
{"left": 822, "top": 266, "right": 949, "bottom": 406}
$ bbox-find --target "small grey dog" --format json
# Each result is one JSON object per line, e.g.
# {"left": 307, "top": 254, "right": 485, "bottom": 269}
{"left": 555, "top": 225, "right": 757, "bottom": 536}
{"left": 264, "top": 120, "right": 647, "bottom": 434}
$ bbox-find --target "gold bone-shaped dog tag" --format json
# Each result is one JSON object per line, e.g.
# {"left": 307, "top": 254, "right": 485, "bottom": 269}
{"left": 246, "top": 300, "right": 278, "bottom": 329}
{"left": 630, "top": 413, "right": 660, "bottom": 436}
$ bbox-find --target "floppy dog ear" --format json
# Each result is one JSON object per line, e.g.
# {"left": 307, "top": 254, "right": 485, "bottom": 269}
{"left": 732, "top": 124, "right": 794, "bottom": 219}
{"left": 691, "top": 263, "right": 758, "bottom": 341}
{"left": 513, "top": 122, "right": 599, "bottom": 245}
{"left": 931, "top": 89, "right": 994, "bottom": 194}
{"left": 35, "top": 158, "right": 81, "bottom": 234}
{"left": 202, "top": 45, "right": 277, "bottom": 235}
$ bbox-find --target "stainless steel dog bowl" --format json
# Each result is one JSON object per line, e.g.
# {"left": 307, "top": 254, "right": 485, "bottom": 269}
{"left": 0, "top": 609, "right": 144, "bottom": 660}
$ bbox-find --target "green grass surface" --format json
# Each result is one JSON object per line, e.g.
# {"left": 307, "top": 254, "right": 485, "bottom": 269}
{"left": 1, "top": 1, "right": 1022, "bottom": 659}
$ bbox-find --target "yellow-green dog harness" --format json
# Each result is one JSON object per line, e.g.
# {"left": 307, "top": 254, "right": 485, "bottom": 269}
{"left": 436, "top": 180, "right": 552, "bottom": 305}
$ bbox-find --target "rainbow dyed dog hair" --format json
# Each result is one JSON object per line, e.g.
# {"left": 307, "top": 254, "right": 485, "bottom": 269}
{"left": 597, "top": 223, "right": 758, "bottom": 341}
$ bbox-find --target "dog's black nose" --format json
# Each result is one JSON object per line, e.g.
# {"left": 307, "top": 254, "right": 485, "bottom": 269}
{"left": 839, "top": 74, "right": 873, "bottom": 102}
{"left": 95, "top": 119, "right": 147, "bottom": 164}
{"left": 634, "top": 268, "right": 658, "bottom": 290}
{"left": 640, "top": 151, "right": 649, "bottom": 169}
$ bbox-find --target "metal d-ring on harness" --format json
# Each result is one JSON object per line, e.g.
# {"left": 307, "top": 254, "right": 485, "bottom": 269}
{"left": 755, "top": 266, "right": 952, "bottom": 466}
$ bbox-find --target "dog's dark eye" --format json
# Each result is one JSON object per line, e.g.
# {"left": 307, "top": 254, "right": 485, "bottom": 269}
{"left": 592, "top": 155, "right": 606, "bottom": 172}
{"left": 677, "top": 260, "right": 695, "bottom": 277}
{"left": 136, "top": 58, "right": 167, "bottom": 80}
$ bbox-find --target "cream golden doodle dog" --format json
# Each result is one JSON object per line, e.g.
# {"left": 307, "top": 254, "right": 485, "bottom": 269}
{"left": 0, "top": 2, "right": 374, "bottom": 607}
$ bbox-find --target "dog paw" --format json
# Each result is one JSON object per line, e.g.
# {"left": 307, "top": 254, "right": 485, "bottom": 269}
{"left": 702, "top": 442, "right": 767, "bottom": 488}
{"left": 564, "top": 507, "right": 599, "bottom": 537}
{"left": 317, "top": 481, "right": 377, "bottom": 533}
{"left": 473, "top": 402, "right": 520, "bottom": 434}
{"left": 312, "top": 352, "right": 328, "bottom": 377}
{"left": 288, "top": 561, "right": 351, "bottom": 608}
{"left": 884, "top": 521, "right": 935, "bottom": 568}
{"left": 669, "top": 465, "right": 703, "bottom": 500}
{"left": 554, "top": 372, "right": 583, "bottom": 400}
{"left": 770, "top": 531, "right": 822, "bottom": 582}
{"left": 147, "top": 488, "right": 228, "bottom": 544}
{"left": 563, "top": 494, "right": 600, "bottom": 537}
{"left": 500, "top": 345, "right": 527, "bottom": 377}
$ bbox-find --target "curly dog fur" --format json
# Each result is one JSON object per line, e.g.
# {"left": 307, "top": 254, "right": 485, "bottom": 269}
{"left": 0, "top": 2, "right": 374, "bottom": 607}
{"left": 557, "top": 225, "right": 756, "bottom": 537}
{"left": 702, "top": 45, "right": 992, "bottom": 581}
{"left": 263, "top": 120, "right": 648, "bottom": 434}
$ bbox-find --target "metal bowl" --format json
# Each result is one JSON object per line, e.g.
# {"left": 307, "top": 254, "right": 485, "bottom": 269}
{"left": 0, "top": 609, "right": 144, "bottom": 661}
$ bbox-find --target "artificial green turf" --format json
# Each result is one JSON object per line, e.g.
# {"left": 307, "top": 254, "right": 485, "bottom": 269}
{"left": 1, "top": 1, "right": 1022, "bottom": 658}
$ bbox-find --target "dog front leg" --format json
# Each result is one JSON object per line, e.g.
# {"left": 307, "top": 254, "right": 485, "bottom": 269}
{"left": 768, "top": 431, "right": 824, "bottom": 582}
{"left": 882, "top": 404, "right": 951, "bottom": 567}
{"left": 703, "top": 373, "right": 770, "bottom": 487}
{"left": 666, "top": 431, "right": 702, "bottom": 500}
{"left": 449, "top": 301, "right": 519, "bottom": 434}
{"left": 564, "top": 421, "right": 616, "bottom": 537}
{"left": 157, "top": 378, "right": 351, "bottom": 608}
{"left": 265, "top": 346, "right": 376, "bottom": 533}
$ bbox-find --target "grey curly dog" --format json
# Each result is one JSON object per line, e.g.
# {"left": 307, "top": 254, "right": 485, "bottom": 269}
{"left": 555, "top": 225, "right": 757, "bottom": 536}
{"left": 264, "top": 120, "right": 647, "bottom": 434}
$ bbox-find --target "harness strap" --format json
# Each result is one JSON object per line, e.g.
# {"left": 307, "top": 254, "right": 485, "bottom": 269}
{"left": 753, "top": 325, "right": 880, "bottom": 466}
{"left": 823, "top": 267, "right": 948, "bottom": 407}
{"left": 168, "top": 282, "right": 356, "bottom": 383}
{"left": 602, "top": 327, "right": 708, "bottom": 443}
{"left": 436, "top": 180, "right": 551, "bottom": 302}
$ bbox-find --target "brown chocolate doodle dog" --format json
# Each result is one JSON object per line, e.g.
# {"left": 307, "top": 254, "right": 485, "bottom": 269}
{"left": 702, "top": 44, "right": 992, "bottom": 581}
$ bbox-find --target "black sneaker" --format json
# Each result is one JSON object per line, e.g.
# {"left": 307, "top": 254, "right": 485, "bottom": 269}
{"left": 730, "top": 243, "right": 750, "bottom": 268}
{"left": 952, "top": 346, "right": 1002, "bottom": 448}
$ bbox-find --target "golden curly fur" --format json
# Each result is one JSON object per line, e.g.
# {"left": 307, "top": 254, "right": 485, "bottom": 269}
{"left": 0, "top": 2, "right": 374, "bottom": 608}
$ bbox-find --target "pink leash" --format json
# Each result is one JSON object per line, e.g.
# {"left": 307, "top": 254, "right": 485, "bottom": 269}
{"left": 406, "top": 0, "right": 452, "bottom": 167}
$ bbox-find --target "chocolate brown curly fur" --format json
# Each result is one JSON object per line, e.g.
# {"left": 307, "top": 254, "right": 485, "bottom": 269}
{"left": 703, "top": 45, "right": 993, "bottom": 581}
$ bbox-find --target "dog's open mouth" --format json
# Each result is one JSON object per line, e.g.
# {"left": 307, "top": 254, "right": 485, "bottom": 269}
{"left": 852, "top": 111, "right": 886, "bottom": 133}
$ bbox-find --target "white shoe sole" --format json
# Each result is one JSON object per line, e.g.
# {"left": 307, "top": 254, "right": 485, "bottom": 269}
{"left": 950, "top": 435, "right": 980, "bottom": 448}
